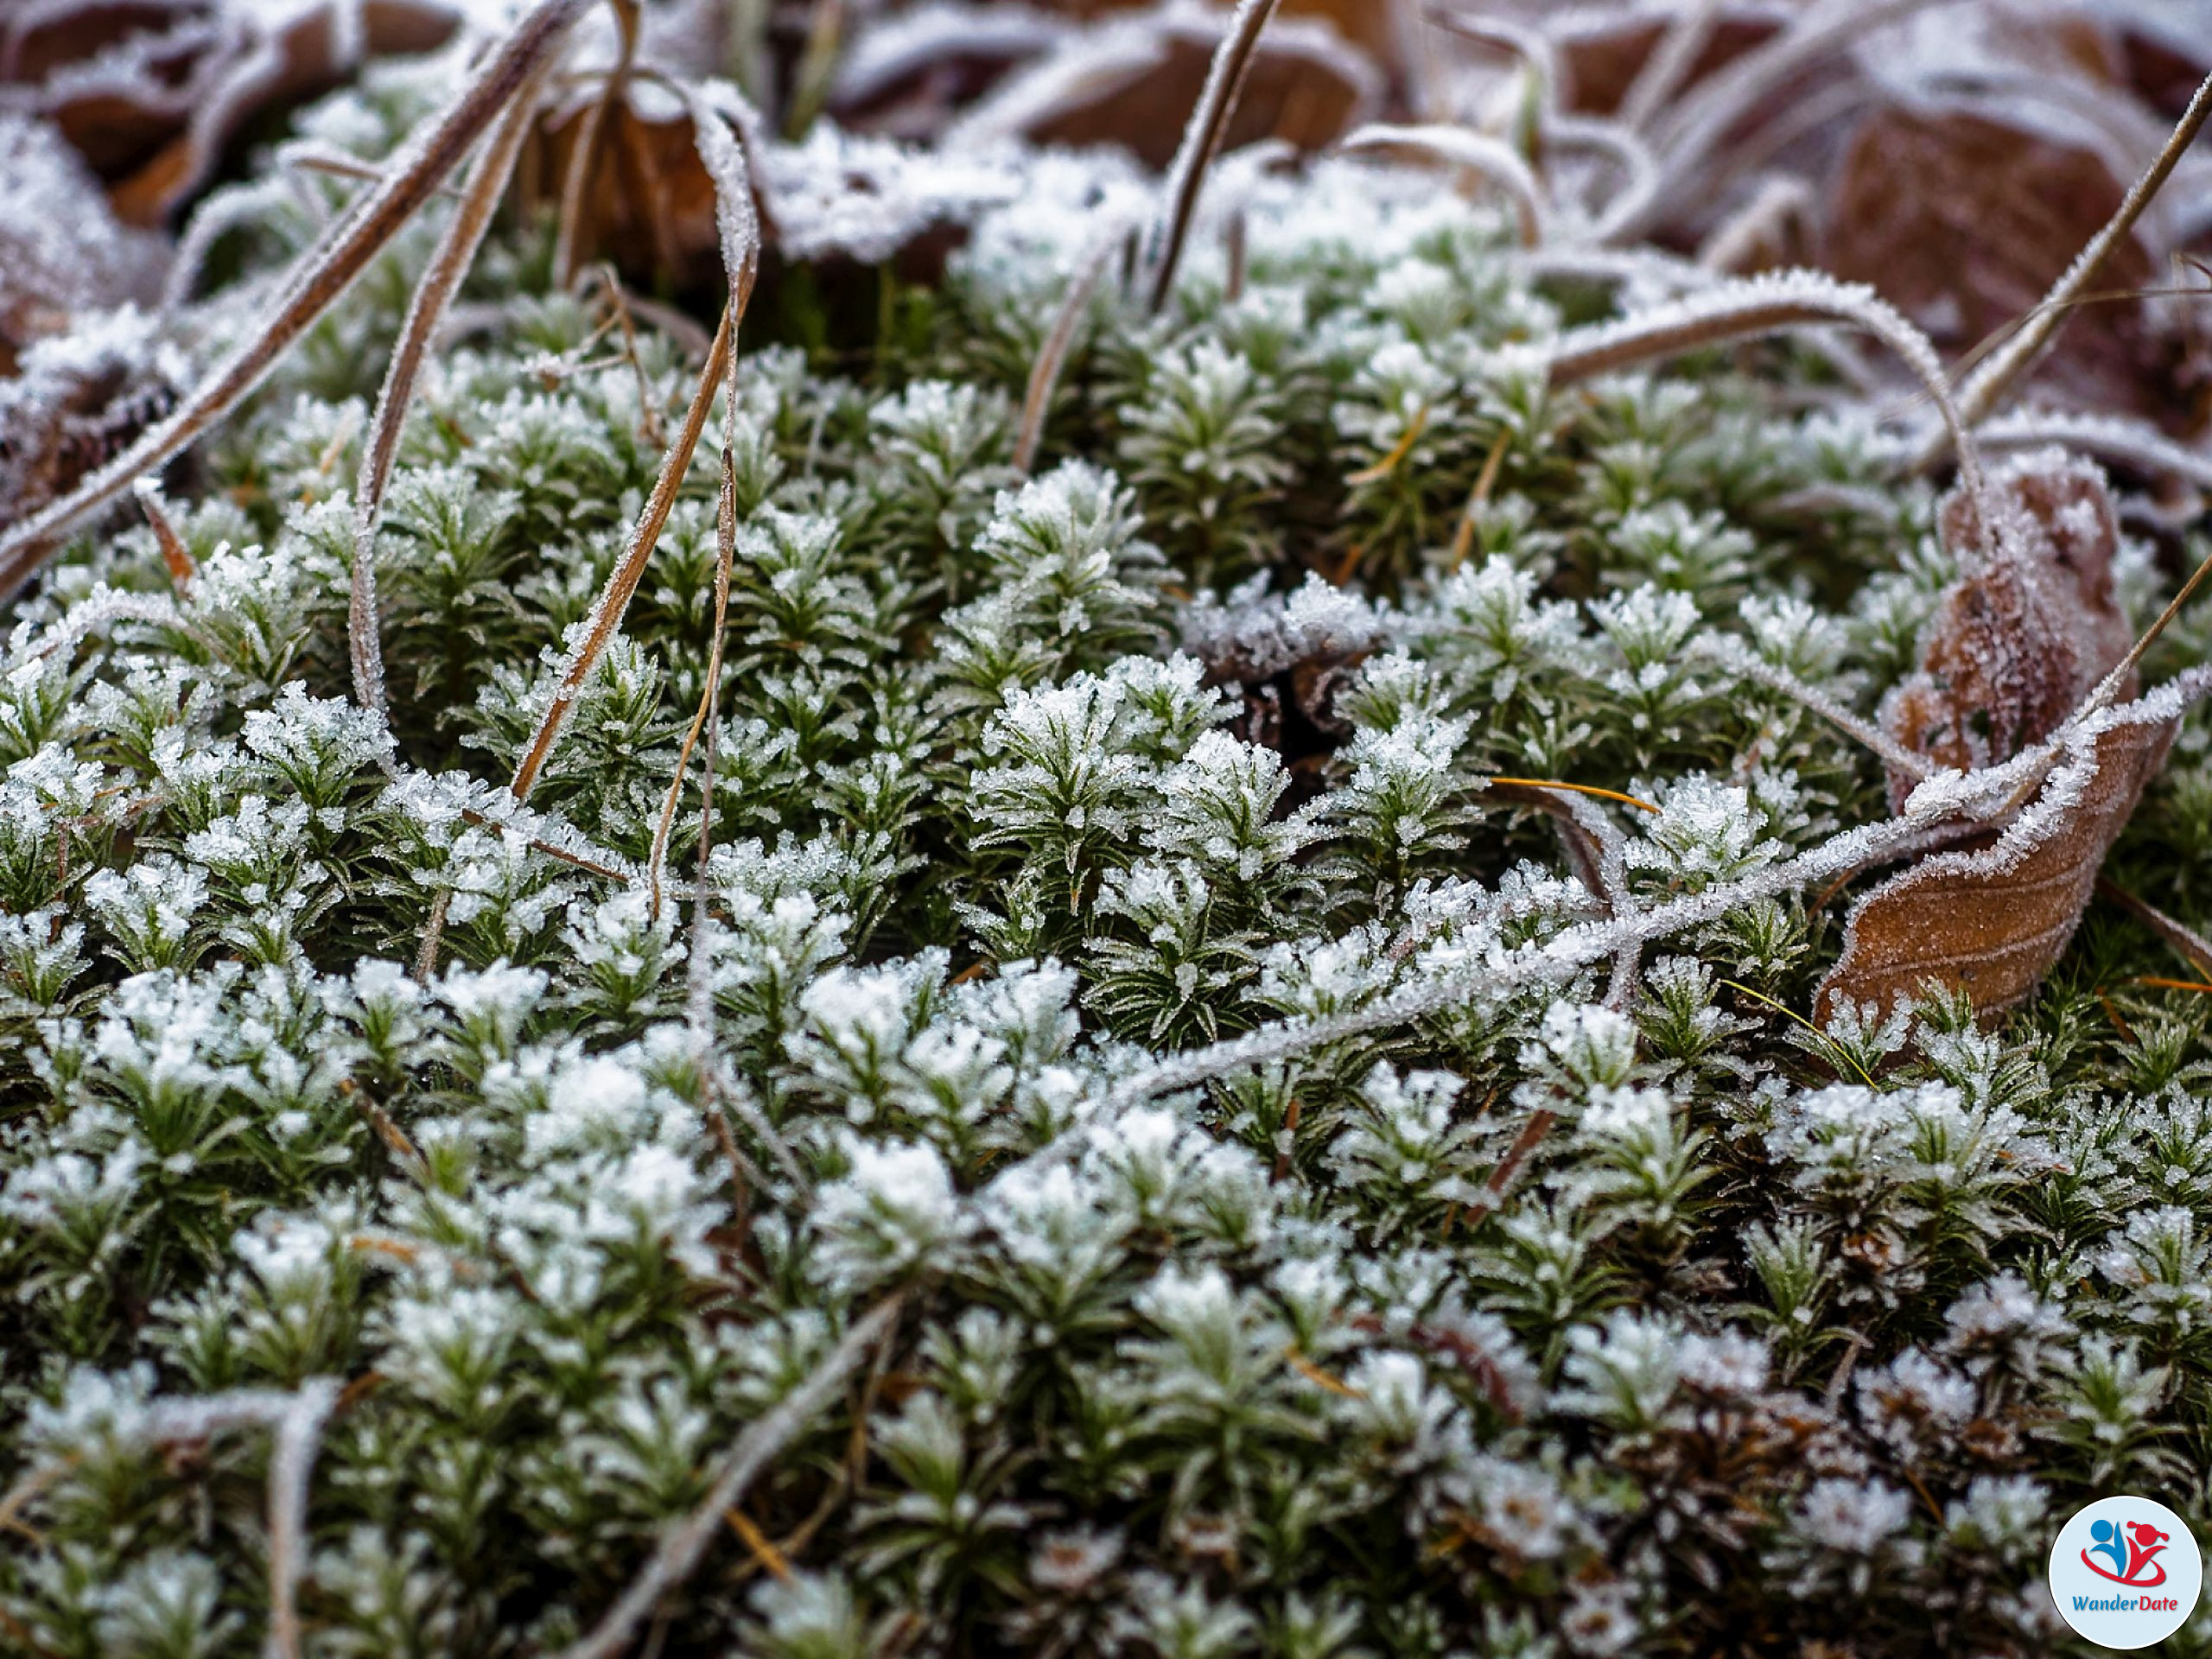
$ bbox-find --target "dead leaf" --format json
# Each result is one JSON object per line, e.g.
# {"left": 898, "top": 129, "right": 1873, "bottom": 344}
{"left": 0, "top": 321, "right": 180, "bottom": 528}
{"left": 1823, "top": 99, "right": 2187, "bottom": 430}
{"left": 1816, "top": 452, "right": 2174, "bottom": 1020}
{"left": 1815, "top": 714, "right": 2174, "bottom": 1022}
{"left": 1878, "top": 450, "right": 2139, "bottom": 794}
{"left": 0, "top": 111, "right": 167, "bottom": 374}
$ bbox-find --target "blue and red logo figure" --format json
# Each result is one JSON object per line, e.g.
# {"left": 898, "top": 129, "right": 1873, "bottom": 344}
{"left": 2084, "top": 1516, "right": 2173, "bottom": 1588}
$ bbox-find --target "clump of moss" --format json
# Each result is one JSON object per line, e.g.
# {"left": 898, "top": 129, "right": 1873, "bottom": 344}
{"left": 4, "top": 24, "right": 2212, "bottom": 1659}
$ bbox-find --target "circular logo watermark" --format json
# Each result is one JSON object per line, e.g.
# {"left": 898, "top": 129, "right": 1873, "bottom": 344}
{"left": 2049, "top": 1496, "right": 2202, "bottom": 1649}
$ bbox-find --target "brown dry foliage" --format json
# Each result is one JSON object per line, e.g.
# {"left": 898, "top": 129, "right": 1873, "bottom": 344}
{"left": 1816, "top": 454, "right": 2176, "bottom": 1021}
{"left": 1824, "top": 103, "right": 2185, "bottom": 429}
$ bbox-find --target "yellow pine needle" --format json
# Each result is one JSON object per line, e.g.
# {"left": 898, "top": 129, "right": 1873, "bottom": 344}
{"left": 1346, "top": 406, "right": 1431, "bottom": 486}
{"left": 724, "top": 1507, "right": 793, "bottom": 1581}
{"left": 2133, "top": 976, "right": 2212, "bottom": 995}
{"left": 1488, "top": 777, "right": 1662, "bottom": 814}
{"left": 1284, "top": 1348, "right": 1364, "bottom": 1400}
{"left": 1720, "top": 979, "right": 1875, "bottom": 1089}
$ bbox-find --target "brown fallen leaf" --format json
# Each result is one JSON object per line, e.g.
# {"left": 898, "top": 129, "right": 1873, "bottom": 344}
{"left": 0, "top": 111, "right": 167, "bottom": 374}
{"left": 1878, "top": 449, "right": 2139, "bottom": 794}
{"left": 1815, "top": 450, "right": 2176, "bottom": 1021}
{"left": 1815, "top": 710, "right": 2175, "bottom": 1023}
{"left": 1823, "top": 99, "right": 2188, "bottom": 430}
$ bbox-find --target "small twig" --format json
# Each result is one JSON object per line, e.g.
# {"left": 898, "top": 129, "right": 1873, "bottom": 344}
{"left": 1143, "top": 0, "right": 1285, "bottom": 313}
{"left": 1935, "top": 72, "right": 2212, "bottom": 454}
{"left": 552, "top": 1297, "right": 905, "bottom": 1659}
{"left": 594, "top": 263, "right": 665, "bottom": 448}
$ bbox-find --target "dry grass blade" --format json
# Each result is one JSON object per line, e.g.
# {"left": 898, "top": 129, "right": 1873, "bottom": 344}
{"left": 2098, "top": 876, "right": 2212, "bottom": 982}
{"left": 351, "top": 45, "right": 567, "bottom": 716}
{"left": 1934, "top": 73, "right": 2212, "bottom": 456}
{"left": 1978, "top": 407, "right": 2212, "bottom": 493}
{"left": 0, "top": 0, "right": 595, "bottom": 604}
{"left": 509, "top": 306, "right": 733, "bottom": 804}
{"left": 131, "top": 477, "right": 195, "bottom": 589}
{"left": 1547, "top": 270, "right": 1985, "bottom": 515}
{"left": 1143, "top": 0, "right": 1286, "bottom": 314}
{"left": 265, "top": 1378, "right": 343, "bottom": 1659}
{"left": 1014, "top": 230, "right": 1123, "bottom": 476}
{"left": 644, "top": 81, "right": 763, "bottom": 912}
{"left": 1633, "top": 0, "right": 1945, "bottom": 238}
{"left": 553, "top": 1297, "right": 903, "bottom": 1659}
{"left": 1548, "top": 114, "right": 1659, "bottom": 245}
{"left": 1617, "top": 0, "right": 1720, "bottom": 132}
{"left": 553, "top": 0, "right": 640, "bottom": 285}
{"left": 1339, "top": 124, "right": 1544, "bottom": 245}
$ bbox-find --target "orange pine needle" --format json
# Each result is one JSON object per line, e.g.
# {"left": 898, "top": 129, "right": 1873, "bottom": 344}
{"left": 1489, "top": 777, "right": 1662, "bottom": 814}
{"left": 1285, "top": 1349, "right": 1364, "bottom": 1400}
{"left": 725, "top": 1506, "right": 794, "bottom": 1581}
{"left": 1345, "top": 407, "right": 1430, "bottom": 486}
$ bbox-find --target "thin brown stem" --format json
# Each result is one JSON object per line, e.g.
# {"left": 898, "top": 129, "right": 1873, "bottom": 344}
{"left": 352, "top": 46, "right": 561, "bottom": 715}
{"left": 1937, "top": 72, "right": 2212, "bottom": 454}
{"left": 132, "top": 478, "right": 196, "bottom": 589}
{"left": 1144, "top": 0, "right": 1285, "bottom": 313}
{"left": 1013, "top": 232, "right": 1122, "bottom": 475}
{"left": 554, "top": 0, "right": 639, "bottom": 285}
{"left": 510, "top": 307, "right": 733, "bottom": 803}
{"left": 2098, "top": 877, "right": 2212, "bottom": 981}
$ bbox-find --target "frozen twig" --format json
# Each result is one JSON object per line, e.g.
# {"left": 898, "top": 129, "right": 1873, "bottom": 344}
{"left": 553, "top": 1297, "right": 904, "bottom": 1659}
{"left": 1694, "top": 637, "right": 1934, "bottom": 781}
{"left": 1339, "top": 124, "right": 1545, "bottom": 246}
{"left": 1932, "top": 73, "right": 2212, "bottom": 459}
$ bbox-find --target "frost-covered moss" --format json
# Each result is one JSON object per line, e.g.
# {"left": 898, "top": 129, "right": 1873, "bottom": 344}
{"left": 6, "top": 50, "right": 2212, "bottom": 1659}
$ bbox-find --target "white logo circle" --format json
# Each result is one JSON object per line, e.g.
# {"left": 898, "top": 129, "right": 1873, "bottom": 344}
{"left": 2049, "top": 1496, "right": 2202, "bottom": 1649}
